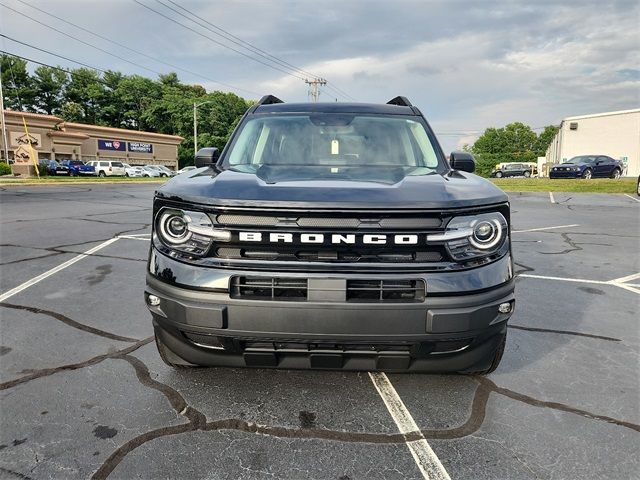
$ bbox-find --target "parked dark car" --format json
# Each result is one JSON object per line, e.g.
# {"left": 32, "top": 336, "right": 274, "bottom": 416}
{"left": 491, "top": 163, "right": 534, "bottom": 178}
{"left": 60, "top": 159, "right": 96, "bottom": 176}
{"left": 40, "top": 160, "right": 69, "bottom": 176}
{"left": 550, "top": 155, "right": 623, "bottom": 179}
{"left": 145, "top": 95, "right": 515, "bottom": 374}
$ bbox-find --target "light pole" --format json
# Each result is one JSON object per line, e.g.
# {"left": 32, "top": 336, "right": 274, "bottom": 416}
{"left": 193, "top": 100, "right": 215, "bottom": 155}
{"left": 0, "top": 62, "right": 10, "bottom": 163}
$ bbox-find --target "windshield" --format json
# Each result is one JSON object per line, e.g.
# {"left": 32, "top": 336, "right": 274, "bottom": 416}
{"left": 568, "top": 156, "right": 596, "bottom": 165}
{"left": 223, "top": 114, "right": 444, "bottom": 182}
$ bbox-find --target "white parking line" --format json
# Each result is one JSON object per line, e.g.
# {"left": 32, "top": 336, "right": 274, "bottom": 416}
{"left": 0, "top": 237, "right": 120, "bottom": 302}
{"left": 519, "top": 273, "right": 640, "bottom": 295}
{"left": 512, "top": 224, "right": 579, "bottom": 233}
{"left": 549, "top": 192, "right": 556, "bottom": 204}
{"left": 519, "top": 273, "right": 611, "bottom": 285}
{"left": 612, "top": 272, "right": 640, "bottom": 283}
{"left": 623, "top": 194, "right": 640, "bottom": 203}
{"left": 369, "top": 372, "right": 451, "bottom": 480}
{"left": 117, "top": 235, "right": 151, "bottom": 241}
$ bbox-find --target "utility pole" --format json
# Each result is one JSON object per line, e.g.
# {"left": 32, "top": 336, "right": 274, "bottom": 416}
{"left": 0, "top": 62, "right": 10, "bottom": 163}
{"left": 193, "top": 102, "right": 197, "bottom": 156}
{"left": 305, "top": 78, "right": 327, "bottom": 103}
{"left": 193, "top": 100, "right": 215, "bottom": 156}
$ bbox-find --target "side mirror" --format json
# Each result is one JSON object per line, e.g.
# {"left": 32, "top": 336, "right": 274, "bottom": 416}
{"left": 195, "top": 147, "right": 220, "bottom": 168}
{"left": 449, "top": 151, "right": 476, "bottom": 173}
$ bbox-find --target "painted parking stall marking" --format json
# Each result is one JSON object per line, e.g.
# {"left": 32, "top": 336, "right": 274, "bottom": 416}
{"left": 0, "top": 237, "right": 120, "bottom": 302}
{"left": 369, "top": 372, "right": 451, "bottom": 480}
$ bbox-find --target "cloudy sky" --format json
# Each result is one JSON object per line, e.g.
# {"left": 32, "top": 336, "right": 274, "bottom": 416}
{"left": 1, "top": 0, "right": 638, "bottom": 152}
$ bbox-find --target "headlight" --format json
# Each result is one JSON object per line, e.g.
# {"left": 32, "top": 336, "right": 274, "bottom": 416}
{"left": 156, "top": 208, "right": 231, "bottom": 255}
{"left": 427, "top": 212, "right": 508, "bottom": 261}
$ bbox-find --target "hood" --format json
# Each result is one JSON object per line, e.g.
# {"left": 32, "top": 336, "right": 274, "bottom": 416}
{"left": 156, "top": 167, "right": 508, "bottom": 209}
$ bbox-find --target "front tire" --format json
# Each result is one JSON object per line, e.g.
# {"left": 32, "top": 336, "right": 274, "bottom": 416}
{"left": 125, "top": 172, "right": 130, "bottom": 177}
{"left": 98, "top": 171, "right": 106, "bottom": 178}
{"left": 155, "top": 332, "right": 195, "bottom": 369}
{"left": 495, "top": 171, "right": 503, "bottom": 178}
{"left": 582, "top": 168, "right": 592, "bottom": 180}
{"left": 523, "top": 170, "right": 531, "bottom": 178}
{"left": 611, "top": 168, "right": 621, "bottom": 179}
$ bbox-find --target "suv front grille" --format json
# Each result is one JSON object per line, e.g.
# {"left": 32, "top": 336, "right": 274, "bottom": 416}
{"left": 211, "top": 210, "right": 447, "bottom": 265}
{"left": 216, "top": 248, "right": 443, "bottom": 263}
{"left": 230, "top": 276, "right": 425, "bottom": 303}
{"left": 346, "top": 279, "right": 425, "bottom": 302}
{"left": 230, "top": 276, "right": 308, "bottom": 301}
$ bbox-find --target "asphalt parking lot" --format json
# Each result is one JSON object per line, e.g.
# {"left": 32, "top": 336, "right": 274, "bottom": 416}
{"left": 0, "top": 184, "right": 638, "bottom": 479}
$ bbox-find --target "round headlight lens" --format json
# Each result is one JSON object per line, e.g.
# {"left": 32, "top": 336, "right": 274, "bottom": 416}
{"left": 167, "top": 216, "right": 186, "bottom": 237}
{"left": 159, "top": 211, "right": 191, "bottom": 244}
{"left": 470, "top": 219, "right": 502, "bottom": 249}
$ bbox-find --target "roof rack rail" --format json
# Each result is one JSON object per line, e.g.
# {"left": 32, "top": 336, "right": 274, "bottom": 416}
{"left": 386, "top": 96, "right": 412, "bottom": 107}
{"left": 258, "top": 95, "right": 284, "bottom": 106}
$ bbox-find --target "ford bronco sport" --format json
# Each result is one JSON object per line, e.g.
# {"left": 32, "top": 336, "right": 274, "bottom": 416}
{"left": 145, "top": 95, "right": 515, "bottom": 374}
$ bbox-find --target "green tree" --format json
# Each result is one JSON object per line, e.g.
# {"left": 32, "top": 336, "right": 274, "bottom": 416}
{"left": 63, "top": 68, "right": 105, "bottom": 124}
{"left": 470, "top": 122, "right": 541, "bottom": 176}
{"left": 32, "top": 66, "right": 68, "bottom": 114}
{"left": 114, "top": 75, "right": 162, "bottom": 130}
{"left": 60, "top": 101, "right": 84, "bottom": 122}
{"left": 533, "top": 125, "right": 559, "bottom": 156}
{"left": 1, "top": 55, "right": 36, "bottom": 110}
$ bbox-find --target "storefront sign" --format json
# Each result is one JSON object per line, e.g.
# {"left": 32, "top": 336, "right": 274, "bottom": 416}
{"left": 98, "top": 139, "right": 126, "bottom": 151}
{"left": 128, "top": 142, "right": 153, "bottom": 153}
{"left": 13, "top": 145, "right": 38, "bottom": 163}
{"left": 10, "top": 131, "right": 42, "bottom": 148}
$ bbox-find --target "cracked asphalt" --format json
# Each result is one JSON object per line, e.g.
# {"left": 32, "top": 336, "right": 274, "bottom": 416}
{"left": 0, "top": 184, "right": 638, "bottom": 479}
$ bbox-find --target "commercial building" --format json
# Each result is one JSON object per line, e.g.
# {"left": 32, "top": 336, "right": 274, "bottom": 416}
{"left": 1, "top": 110, "right": 183, "bottom": 172}
{"left": 545, "top": 108, "right": 640, "bottom": 177}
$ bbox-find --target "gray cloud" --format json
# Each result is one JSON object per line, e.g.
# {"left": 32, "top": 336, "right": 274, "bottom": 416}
{"left": 1, "top": 0, "right": 638, "bottom": 152}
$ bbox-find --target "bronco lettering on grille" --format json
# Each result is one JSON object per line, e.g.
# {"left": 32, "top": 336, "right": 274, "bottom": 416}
{"left": 238, "top": 232, "right": 421, "bottom": 245}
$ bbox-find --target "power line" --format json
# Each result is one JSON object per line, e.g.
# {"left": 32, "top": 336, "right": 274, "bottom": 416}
{"left": 12, "top": 0, "right": 259, "bottom": 96}
{"left": 160, "top": 0, "right": 356, "bottom": 101}
{"left": 1, "top": 35, "right": 107, "bottom": 74}
{"left": 0, "top": 2, "right": 165, "bottom": 77}
{"left": 133, "top": 0, "right": 306, "bottom": 81}
{"left": 162, "top": 0, "right": 313, "bottom": 78}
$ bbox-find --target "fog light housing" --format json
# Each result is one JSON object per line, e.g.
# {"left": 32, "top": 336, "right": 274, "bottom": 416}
{"left": 147, "top": 294, "right": 161, "bottom": 306}
{"left": 498, "top": 302, "right": 512, "bottom": 314}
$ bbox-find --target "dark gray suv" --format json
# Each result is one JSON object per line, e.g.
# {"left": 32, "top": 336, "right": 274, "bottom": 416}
{"left": 145, "top": 96, "right": 515, "bottom": 374}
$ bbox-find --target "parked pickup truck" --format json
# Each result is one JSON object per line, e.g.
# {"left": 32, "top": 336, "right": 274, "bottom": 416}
{"left": 145, "top": 95, "right": 515, "bottom": 374}
{"left": 60, "top": 159, "right": 96, "bottom": 176}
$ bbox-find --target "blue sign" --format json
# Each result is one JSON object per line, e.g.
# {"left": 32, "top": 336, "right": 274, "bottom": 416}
{"left": 128, "top": 142, "right": 153, "bottom": 153}
{"left": 98, "top": 139, "right": 126, "bottom": 151}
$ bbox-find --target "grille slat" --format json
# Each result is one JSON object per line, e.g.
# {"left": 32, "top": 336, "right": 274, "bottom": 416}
{"left": 215, "top": 214, "right": 442, "bottom": 229}
{"left": 216, "top": 248, "right": 443, "bottom": 263}
{"left": 230, "top": 276, "right": 425, "bottom": 303}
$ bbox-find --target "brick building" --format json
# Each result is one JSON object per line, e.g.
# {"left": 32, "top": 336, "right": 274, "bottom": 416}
{"left": 1, "top": 110, "right": 183, "bottom": 169}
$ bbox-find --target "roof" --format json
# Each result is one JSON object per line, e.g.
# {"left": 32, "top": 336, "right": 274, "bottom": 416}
{"left": 61, "top": 122, "right": 184, "bottom": 141}
{"left": 254, "top": 102, "right": 416, "bottom": 115}
{"left": 5, "top": 110, "right": 63, "bottom": 122}
{"left": 47, "top": 131, "right": 90, "bottom": 139}
{"left": 563, "top": 108, "right": 640, "bottom": 122}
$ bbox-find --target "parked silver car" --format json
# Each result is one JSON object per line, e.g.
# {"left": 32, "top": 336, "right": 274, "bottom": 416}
{"left": 123, "top": 163, "right": 143, "bottom": 177}
{"left": 141, "top": 166, "right": 161, "bottom": 177}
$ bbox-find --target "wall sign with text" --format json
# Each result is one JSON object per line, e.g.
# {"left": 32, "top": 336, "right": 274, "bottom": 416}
{"left": 127, "top": 142, "right": 153, "bottom": 153}
{"left": 97, "top": 139, "right": 126, "bottom": 151}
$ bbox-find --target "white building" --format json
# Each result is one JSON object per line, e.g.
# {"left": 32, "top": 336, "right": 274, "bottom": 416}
{"left": 546, "top": 109, "right": 640, "bottom": 177}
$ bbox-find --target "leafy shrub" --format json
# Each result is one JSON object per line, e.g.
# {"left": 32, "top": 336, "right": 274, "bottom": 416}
{"left": 0, "top": 162, "right": 12, "bottom": 176}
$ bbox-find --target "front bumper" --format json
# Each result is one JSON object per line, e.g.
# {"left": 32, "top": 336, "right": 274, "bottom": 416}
{"left": 550, "top": 170, "right": 581, "bottom": 178}
{"left": 145, "top": 249, "right": 515, "bottom": 372}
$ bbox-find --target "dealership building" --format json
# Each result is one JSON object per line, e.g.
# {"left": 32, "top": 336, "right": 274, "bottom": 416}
{"left": 1, "top": 110, "right": 183, "bottom": 171}
{"left": 545, "top": 108, "right": 640, "bottom": 177}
